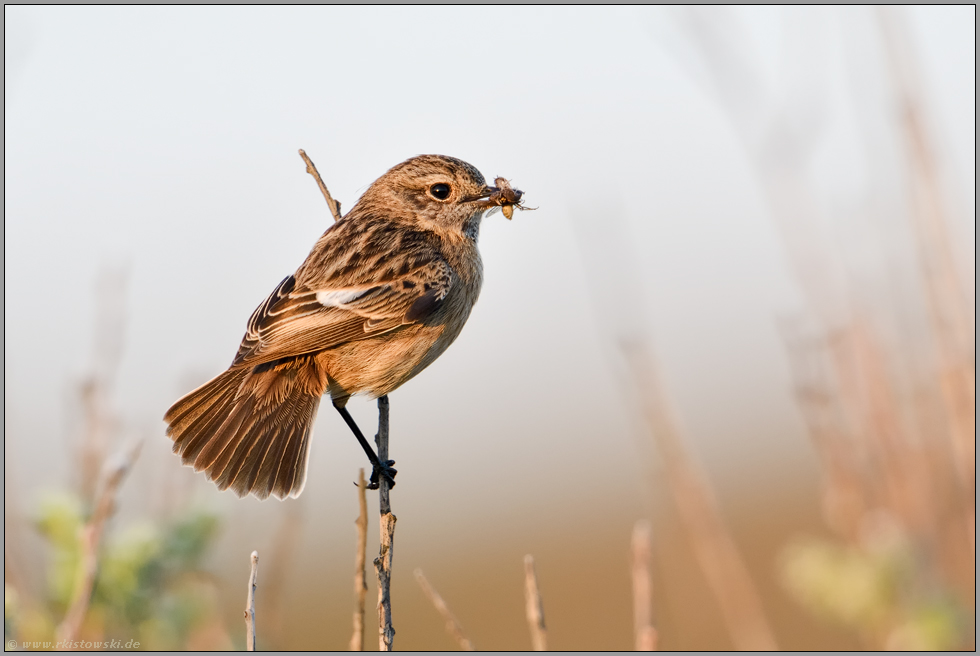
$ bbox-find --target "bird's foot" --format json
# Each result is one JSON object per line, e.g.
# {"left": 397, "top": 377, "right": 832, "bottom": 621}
{"left": 367, "top": 459, "right": 397, "bottom": 490}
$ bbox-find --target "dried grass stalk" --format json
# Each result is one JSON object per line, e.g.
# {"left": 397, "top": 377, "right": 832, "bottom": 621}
{"left": 624, "top": 343, "right": 778, "bottom": 651}
{"left": 631, "top": 520, "right": 658, "bottom": 651}
{"left": 875, "top": 7, "right": 975, "bottom": 499}
{"left": 414, "top": 568, "right": 474, "bottom": 651}
{"left": 56, "top": 441, "right": 142, "bottom": 644}
{"left": 373, "top": 396, "right": 396, "bottom": 651}
{"left": 523, "top": 555, "right": 547, "bottom": 651}
{"left": 245, "top": 550, "right": 259, "bottom": 651}
{"left": 298, "top": 149, "right": 342, "bottom": 223}
{"left": 375, "top": 513, "right": 396, "bottom": 651}
{"left": 350, "top": 469, "right": 368, "bottom": 651}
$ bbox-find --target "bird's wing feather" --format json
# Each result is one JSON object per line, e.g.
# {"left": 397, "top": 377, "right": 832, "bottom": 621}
{"left": 232, "top": 258, "right": 452, "bottom": 367}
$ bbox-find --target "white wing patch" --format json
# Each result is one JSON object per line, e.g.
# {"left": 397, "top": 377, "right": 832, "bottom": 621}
{"left": 316, "top": 289, "right": 366, "bottom": 307}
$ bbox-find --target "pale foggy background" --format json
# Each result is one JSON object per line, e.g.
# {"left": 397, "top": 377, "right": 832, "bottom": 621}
{"left": 4, "top": 6, "right": 974, "bottom": 650}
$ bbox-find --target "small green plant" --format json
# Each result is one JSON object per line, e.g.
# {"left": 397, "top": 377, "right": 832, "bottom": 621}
{"left": 19, "top": 491, "right": 227, "bottom": 650}
{"left": 779, "top": 517, "right": 965, "bottom": 650}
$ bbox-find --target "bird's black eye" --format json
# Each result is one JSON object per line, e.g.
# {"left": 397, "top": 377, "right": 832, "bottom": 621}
{"left": 429, "top": 183, "right": 451, "bottom": 200}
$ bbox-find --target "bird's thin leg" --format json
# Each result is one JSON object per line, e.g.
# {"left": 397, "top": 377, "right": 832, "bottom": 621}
{"left": 333, "top": 400, "right": 397, "bottom": 489}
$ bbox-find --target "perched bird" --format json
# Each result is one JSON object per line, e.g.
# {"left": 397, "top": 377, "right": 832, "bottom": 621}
{"left": 164, "top": 155, "right": 524, "bottom": 500}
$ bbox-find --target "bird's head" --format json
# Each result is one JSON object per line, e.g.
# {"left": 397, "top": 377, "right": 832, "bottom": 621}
{"left": 360, "top": 154, "right": 521, "bottom": 237}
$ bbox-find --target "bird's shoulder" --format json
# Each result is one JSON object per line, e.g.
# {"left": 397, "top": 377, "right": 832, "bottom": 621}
{"left": 295, "top": 213, "right": 448, "bottom": 290}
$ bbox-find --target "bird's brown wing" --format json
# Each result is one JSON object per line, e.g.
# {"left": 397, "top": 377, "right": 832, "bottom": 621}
{"left": 232, "top": 258, "right": 453, "bottom": 367}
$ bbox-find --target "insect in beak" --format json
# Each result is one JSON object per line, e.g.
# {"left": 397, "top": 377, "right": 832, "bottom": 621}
{"left": 475, "top": 177, "right": 535, "bottom": 220}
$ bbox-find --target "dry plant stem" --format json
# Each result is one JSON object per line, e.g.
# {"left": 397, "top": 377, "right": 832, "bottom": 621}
{"left": 876, "top": 7, "right": 976, "bottom": 502}
{"left": 78, "top": 380, "right": 110, "bottom": 503}
{"left": 350, "top": 469, "right": 368, "bottom": 651}
{"left": 78, "top": 267, "right": 129, "bottom": 502}
{"left": 836, "top": 322, "right": 975, "bottom": 607}
{"left": 631, "top": 521, "right": 658, "bottom": 651}
{"left": 373, "top": 396, "right": 396, "bottom": 651}
{"left": 624, "top": 342, "right": 778, "bottom": 651}
{"left": 523, "top": 555, "right": 547, "bottom": 651}
{"left": 245, "top": 551, "right": 259, "bottom": 651}
{"left": 375, "top": 396, "right": 392, "bottom": 516}
{"left": 414, "top": 569, "right": 475, "bottom": 650}
{"left": 779, "top": 321, "right": 867, "bottom": 539}
{"left": 56, "top": 441, "right": 142, "bottom": 644}
{"left": 375, "top": 517, "right": 396, "bottom": 652}
{"left": 674, "top": 11, "right": 973, "bottom": 645}
{"left": 574, "top": 202, "right": 775, "bottom": 649}
{"left": 298, "top": 149, "right": 342, "bottom": 223}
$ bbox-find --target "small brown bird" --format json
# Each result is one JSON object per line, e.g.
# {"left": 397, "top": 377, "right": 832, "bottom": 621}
{"left": 164, "top": 155, "right": 524, "bottom": 500}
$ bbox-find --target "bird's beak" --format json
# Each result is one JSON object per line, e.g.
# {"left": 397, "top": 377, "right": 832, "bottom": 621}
{"left": 465, "top": 185, "right": 498, "bottom": 203}
{"left": 469, "top": 184, "right": 524, "bottom": 203}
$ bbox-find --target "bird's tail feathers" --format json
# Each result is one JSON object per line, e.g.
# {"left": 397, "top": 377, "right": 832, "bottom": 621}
{"left": 164, "top": 359, "right": 324, "bottom": 500}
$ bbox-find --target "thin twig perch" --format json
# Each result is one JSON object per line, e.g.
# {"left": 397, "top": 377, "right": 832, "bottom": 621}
{"left": 350, "top": 469, "right": 368, "bottom": 651}
{"left": 245, "top": 550, "right": 259, "bottom": 651}
{"left": 414, "top": 569, "right": 475, "bottom": 651}
{"left": 298, "top": 149, "right": 342, "bottom": 223}
{"left": 373, "top": 396, "right": 396, "bottom": 651}
{"left": 631, "top": 521, "right": 658, "bottom": 651}
{"left": 523, "top": 555, "right": 547, "bottom": 651}
{"left": 56, "top": 440, "right": 142, "bottom": 644}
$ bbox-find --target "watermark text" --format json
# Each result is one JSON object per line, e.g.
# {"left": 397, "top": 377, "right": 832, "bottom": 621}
{"left": 7, "top": 639, "right": 141, "bottom": 650}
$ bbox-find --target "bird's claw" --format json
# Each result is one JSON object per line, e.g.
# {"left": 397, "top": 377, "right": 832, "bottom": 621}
{"left": 367, "top": 460, "right": 397, "bottom": 490}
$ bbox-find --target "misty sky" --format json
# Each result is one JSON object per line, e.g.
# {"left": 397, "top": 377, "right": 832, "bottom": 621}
{"left": 4, "top": 6, "right": 975, "bottom": 516}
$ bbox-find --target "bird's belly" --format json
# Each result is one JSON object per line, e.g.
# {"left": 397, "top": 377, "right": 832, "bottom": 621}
{"left": 317, "top": 323, "right": 447, "bottom": 400}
